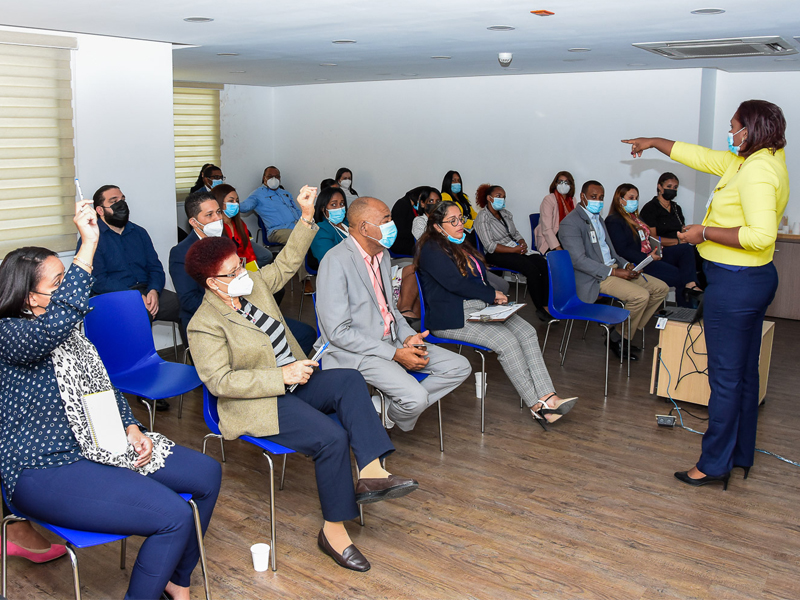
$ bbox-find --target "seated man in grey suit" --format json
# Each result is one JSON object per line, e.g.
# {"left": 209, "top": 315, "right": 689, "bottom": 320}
{"left": 316, "top": 197, "right": 472, "bottom": 431}
{"left": 559, "top": 180, "right": 668, "bottom": 361}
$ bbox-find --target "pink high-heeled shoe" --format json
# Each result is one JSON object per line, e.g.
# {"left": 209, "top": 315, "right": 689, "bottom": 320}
{"left": 3, "top": 539, "right": 67, "bottom": 563}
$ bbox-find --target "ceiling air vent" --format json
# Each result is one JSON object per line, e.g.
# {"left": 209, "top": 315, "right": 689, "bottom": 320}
{"left": 632, "top": 36, "right": 798, "bottom": 60}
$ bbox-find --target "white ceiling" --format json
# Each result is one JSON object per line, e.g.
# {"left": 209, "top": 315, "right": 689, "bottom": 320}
{"left": 3, "top": 0, "right": 800, "bottom": 86}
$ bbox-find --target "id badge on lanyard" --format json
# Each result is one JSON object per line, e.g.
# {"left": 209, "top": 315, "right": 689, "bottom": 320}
{"left": 590, "top": 230, "right": 597, "bottom": 244}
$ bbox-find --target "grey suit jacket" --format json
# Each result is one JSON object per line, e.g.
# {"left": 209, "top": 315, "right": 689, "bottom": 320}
{"left": 558, "top": 206, "right": 629, "bottom": 304}
{"left": 316, "top": 235, "right": 417, "bottom": 369}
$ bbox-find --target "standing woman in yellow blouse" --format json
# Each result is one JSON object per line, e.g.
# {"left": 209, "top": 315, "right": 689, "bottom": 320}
{"left": 624, "top": 99, "right": 789, "bottom": 490}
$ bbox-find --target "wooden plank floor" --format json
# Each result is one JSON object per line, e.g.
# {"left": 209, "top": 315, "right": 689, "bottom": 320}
{"left": 7, "top": 283, "right": 800, "bottom": 599}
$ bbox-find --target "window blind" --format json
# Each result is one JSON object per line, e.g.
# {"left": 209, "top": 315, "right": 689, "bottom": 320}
{"left": 173, "top": 85, "right": 221, "bottom": 201}
{"left": 0, "top": 36, "right": 77, "bottom": 259}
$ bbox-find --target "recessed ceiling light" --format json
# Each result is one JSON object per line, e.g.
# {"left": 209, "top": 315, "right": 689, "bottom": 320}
{"left": 217, "top": 52, "right": 239, "bottom": 56}
{"left": 319, "top": 63, "right": 338, "bottom": 66}
{"left": 691, "top": 8, "right": 726, "bottom": 15}
{"left": 183, "top": 16, "right": 214, "bottom": 23}
{"left": 431, "top": 56, "right": 451, "bottom": 60}
{"left": 332, "top": 39, "right": 357, "bottom": 44}
{"left": 628, "top": 63, "right": 647, "bottom": 66}
{"left": 563, "top": 58, "right": 585, "bottom": 62}
{"left": 315, "top": 78, "right": 329, "bottom": 81}
{"left": 229, "top": 70, "right": 246, "bottom": 73}
{"left": 775, "top": 57, "right": 798, "bottom": 62}
{"left": 401, "top": 73, "right": 418, "bottom": 77}
{"left": 568, "top": 47, "right": 591, "bottom": 52}
{"left": 487, "top": 26, "right": 515, "bottom": 31}
{"left": 377, "top": 73, "right": 391, "bottom": 76}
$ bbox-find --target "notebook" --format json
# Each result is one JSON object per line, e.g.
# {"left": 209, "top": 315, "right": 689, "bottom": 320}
{"left": 81, "top": 390, "right": 129, "bottom": 456}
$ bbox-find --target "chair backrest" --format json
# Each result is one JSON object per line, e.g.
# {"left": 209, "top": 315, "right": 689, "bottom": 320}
{"left": 311, "top": 292, "right": 320, "bottom": 336}
{"left": 414, "top": 272, "right": 428, "bottom": 331}
{"left": 529, "top": 213, "right": 540, "bottom": 242}
{"left": 202, "top": 386, "right": 222, "bottom": 436}
{"left": 546, "top": 250, "right": 579, "bottom": 313}
{"left": 84, "top": 291, "right": 158, "bottom": 377}
{"left": 305, "top": 253, "right": 318, "bottom": 276}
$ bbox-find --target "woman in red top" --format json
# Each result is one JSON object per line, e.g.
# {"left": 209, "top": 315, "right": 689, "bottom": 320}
{"left": 212, "top": 184, "right": 258, "bottom": 266}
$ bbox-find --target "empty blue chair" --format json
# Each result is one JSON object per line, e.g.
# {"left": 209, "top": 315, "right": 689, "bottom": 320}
{"left": 1, "top": 485, "right": 211, "bottom": 600}
{"left": 84, "top": 291, "right": 202, "bottom": 430}
{"left": 544, "top": 251, "right": 631, "bottom": 396}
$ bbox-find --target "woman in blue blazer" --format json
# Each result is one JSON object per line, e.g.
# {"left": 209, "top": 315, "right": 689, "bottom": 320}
{"left": 604, "top": 184, "right": 701, "bottom": 307}
{"left": 415, "top": 202, "right": 577, "bottom": 425}
{"left": 310, "top": 187, "right": 350, "bottom": 269}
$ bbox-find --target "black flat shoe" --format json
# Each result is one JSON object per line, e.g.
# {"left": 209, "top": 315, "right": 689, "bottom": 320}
{"left": 674, "top": 470, "right": 730, "bottom": 490}
{"left": 535, "top": 308, "right": 554, "bottom": 322}
{"left": 156, "top": 399, "right": 171, "bottom": 411}
{"left": 610, "top": 340, "right": 639, "bottom": 361}
{"left": 733, "top": 465, "right": 751, "bottom": 479}
{"left": 317, "top": 529, "right": 370, "bottom": 572}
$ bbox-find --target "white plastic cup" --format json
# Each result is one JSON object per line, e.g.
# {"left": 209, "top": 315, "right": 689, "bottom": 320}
{"left": 250, "top": 543, "right": 271, "bottom": 572}
{"left": 793, "top": 222, "right": 799, "bottom": 235}
{"left": 474, "top": 372, "right": 486, "bottom": 398}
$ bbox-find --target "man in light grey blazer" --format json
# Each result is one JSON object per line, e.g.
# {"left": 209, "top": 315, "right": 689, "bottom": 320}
{"left": 559, "top": 180, "right": 668, "bottom": 360}
{"left": 316, "top": 197, "right": 471, "bottom": 431}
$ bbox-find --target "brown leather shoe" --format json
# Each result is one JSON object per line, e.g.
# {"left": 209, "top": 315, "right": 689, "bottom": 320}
{"left": 355, "top": 474, "right": 419, "bottom": 505}
{"left": 317, "top": 528, "right": 370, "bottom": 572}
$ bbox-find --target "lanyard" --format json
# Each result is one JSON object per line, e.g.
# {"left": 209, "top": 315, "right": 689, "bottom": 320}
{"left": 367, "top": 257, "right": 394, "bottom": 324}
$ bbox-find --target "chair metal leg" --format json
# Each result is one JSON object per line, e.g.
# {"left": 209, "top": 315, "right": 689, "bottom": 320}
{"left": 120, "top": 538, "right": 126, "bottom": 569}
{"left": 183, "top": 348, "right": 192, "bottom": 365}
{"left": 582, "top": 321, "right": 590, "bottom": 340}
{"left": 601, "top": 324, "right": 611, "bottom": 397}
{"left": 358, "top": 505, "right": 365, "bottom": 526}
{"left": 298, "top": 290, "right": 305, "bottom": 319}
{"left": 542, "top": 320, "right": 554, "bottom": 353}
{"left": 279, "top": 454, "right": 288, "bottom": 491}
{"left": 189, "top": 498, "right": 213, "bottom": 600}
{"left": 475, "top": 350, "right": 487, "bottom": 433}
{"left": 202, "top": 433, "right": 226, "bottom": 462}
{"left": 2, "top": 515, "right": 25, "bottom": 597}
{"left": 140, "top": 397, "right": 155, "bottom": 431}
{"left": 560, "top": 320, "right": 575, "bottom": 366}
{"left": 66, "top": 543, "right": 81, "bottom": 600}
{"left": 171, "top": 323, "right": 179, "bottom": 362}
{"left": 262, "top": 452, "right": 278, "bottom": 571}
{"left": 641, "top": 326, "right": 646, "bottom": 350}
{"left": 436, "top": 400, "right": 444, "bottom": 452}
{"left": 627, "top": 315, "right": 631, "bottom": 378}
{"left": 178, "top": 394, "right": 184, "bottom": 419}
{"left": 559, "top": 320, "right": 571, "bottom": 354}
{"left": 375, "top": 389, "right": 387, "bottom": 429}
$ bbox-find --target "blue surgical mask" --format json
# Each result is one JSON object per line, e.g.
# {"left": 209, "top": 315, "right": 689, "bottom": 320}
{"left": 728, "top": 126, "right": 745, "bottom": 154}
{"left": 224, "top": 202, "right": 240, "bottom": 218}
{"left": 451, "top": 183, "right": 462, "bottom": 194}
{"left": 365, "top": 220, "right": 398, "bottom": 248}
{"left": 327, "top": 207, "right": 346, "bottom": 225}
{"left": 210, "top": 179, "right": 223, "bottom": 188}
{"left": 491, "top": 197, "right": 506, "bottom": 211}
{"left": 584, "top": 199, "right": 603, "bottom": 214}
{"left": 623, "top": 200, "right": 638, "bottom": 213}
{"left": 447, "top": 231, "right": 466, "bottom": 244}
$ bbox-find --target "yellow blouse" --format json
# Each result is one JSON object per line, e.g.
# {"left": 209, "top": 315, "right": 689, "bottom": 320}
{"left": 441, "top": 192, "right": 478, "bottom": 230}
{"left": 670, "top": 141, "right": 789, "bottom": 267}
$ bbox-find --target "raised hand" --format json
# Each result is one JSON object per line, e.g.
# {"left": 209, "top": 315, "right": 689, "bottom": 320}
{"left": 296, "top": 185, "right": 318, "bottom": 220}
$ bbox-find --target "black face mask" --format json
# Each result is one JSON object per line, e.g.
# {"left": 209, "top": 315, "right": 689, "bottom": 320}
{"left": 662, "top": 189, "right": 678, "bottom": 201}
{"left": 104, "top": 200, "right": 130, "bottom": 228}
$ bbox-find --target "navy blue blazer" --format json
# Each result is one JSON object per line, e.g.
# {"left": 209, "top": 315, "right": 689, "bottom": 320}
{"left": 604, "top": 213, "right": 649, "bottom": 266}
{"left": 168, "top": 231, "right": 204, "bottom": 331}
{"left": 417, "top": 242, "right": 496, "bottom": 331}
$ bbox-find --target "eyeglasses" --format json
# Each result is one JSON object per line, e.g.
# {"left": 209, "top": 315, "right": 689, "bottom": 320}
{"left": 443, "top": 216, "right": 467, "bottom": 227}
{"left": 214, "top": 257, "right": 246, "bottom": 279}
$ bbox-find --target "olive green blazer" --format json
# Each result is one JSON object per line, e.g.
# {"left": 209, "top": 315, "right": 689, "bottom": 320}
{"left": 187, "top": 223, "right": 316, "bottom": 440}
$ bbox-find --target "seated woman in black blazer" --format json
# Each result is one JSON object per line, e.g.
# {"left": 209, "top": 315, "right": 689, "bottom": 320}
{"left": 604, "top": 183, "right": 702, "bottom": 307}
{"left": 415, "top": 202, "right": 577, "bottom": 425}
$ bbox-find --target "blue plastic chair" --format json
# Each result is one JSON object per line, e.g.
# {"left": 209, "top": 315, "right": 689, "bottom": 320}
{"left": 544, "top": 251, "right": 631, "bottom": 396}
{"left": 84, "top": 291, "right": 202, "bottom": 431}
{"left": 298, "top": 254, "right": 319, "bottom": 319}
{"left": 415, "top": 273, "right": 500, "bottom": 433}
{"left": 201, "top": 386, "right": 364, "bottom": 572}
{"left": 1, "top": 484, "right": 211, "bottom": 600}
{"left": 255, "top": 215, "right": 286, "bottom": 253}
{"left": 529, "top": 213, "right": 541, "bottom": 244}
{"left": 474, "top": 235, "right": 526, "bottom": 303}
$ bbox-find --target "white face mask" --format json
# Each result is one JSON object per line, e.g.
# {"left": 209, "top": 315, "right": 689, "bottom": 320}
{"left": 556, "top": 182, "right": 571, "bottom": 195}
{"left": 217, "top": 271, "right": 254, "bottom": 298}
{"left": 340, "top": 178, "right": 352, "bottom": 189}
{"left": 200, "top": 218, "right": 223, "bottom": 238}
{"left": 266, "top": 177, "right": 280, "bottom": 190}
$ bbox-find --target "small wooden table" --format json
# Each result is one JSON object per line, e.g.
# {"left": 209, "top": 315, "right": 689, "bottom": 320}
{"left": 650, "top": 319, "right": 775, "bottom": 406}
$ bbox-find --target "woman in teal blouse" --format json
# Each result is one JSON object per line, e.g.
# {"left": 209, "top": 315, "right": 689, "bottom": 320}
{"left": 310, "top": 187, "right": 349, "bottom": 268}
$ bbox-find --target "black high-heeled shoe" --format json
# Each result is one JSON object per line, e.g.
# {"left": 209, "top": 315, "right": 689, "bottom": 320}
{"left": 733, "top": 465, "right": 751, "bottom": 479}
{"left": 674, "top": 470, "right": 730, "bottom": 490}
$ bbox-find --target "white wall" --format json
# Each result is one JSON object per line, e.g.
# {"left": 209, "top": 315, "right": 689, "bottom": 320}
{"left": 224, "top": 69, "right": 707, "bottom": 244}
{"left": 1, "top": 26, "right": 177, "bottom": 348}
{"left": 712, "top": 71, "right": 800, "bottom": 225}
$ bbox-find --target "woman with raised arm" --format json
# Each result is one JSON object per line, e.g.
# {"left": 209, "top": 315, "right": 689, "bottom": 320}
{"left": 623, "top": 99, "right": 789, "bottom": 490}
{"left": 0, "top": 200, "right": 221, "bottom": 600}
